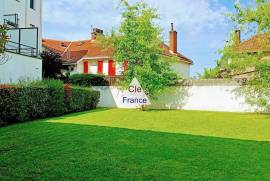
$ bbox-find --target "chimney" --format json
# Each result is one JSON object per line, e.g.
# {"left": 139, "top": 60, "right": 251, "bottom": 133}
{"left": 91, "top": 28, "right": 104, "bottom": 40}
{"left": 170, "top": 23, "right": 177, "bottom": 53}
{"left": 235, "top": 30, "right": 241, "bottom": 45}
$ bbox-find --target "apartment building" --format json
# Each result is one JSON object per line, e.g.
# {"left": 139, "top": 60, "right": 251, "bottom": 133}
{"left": 0, "top": 0, "right": 42, "bottom": 83}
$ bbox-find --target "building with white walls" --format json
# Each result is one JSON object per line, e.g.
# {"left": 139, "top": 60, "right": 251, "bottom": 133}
{"left": 0, "top": 0, "right": 42, "bottom": 83}
{"left": 42, "top": 24, "right": 193, "bottom": 79}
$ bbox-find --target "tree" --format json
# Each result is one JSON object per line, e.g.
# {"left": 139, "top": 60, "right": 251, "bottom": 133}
{"left": 0, "top": 24, "right": 10, "bottom": 65}
{"left": 0, "top": 24, "right": 8, "bottom": 54}
{"left": 41, "top": 50, "right": 64, "bottom": 79}
{"left": 98, "top": 0, "right": 178, "bottom": 98}
{"left": 202, "top": 0, "right": 270, "bottom": 112}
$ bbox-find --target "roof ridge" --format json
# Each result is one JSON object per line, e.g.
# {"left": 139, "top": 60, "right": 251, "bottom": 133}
{"left": 43, "top": 38, "right": 71, "bottom": 43}
{"left": 43, "top": 38, "right": 93, "bottom": 43}
{"left": 72, "top": 39, "right": 92, "bottom": 43}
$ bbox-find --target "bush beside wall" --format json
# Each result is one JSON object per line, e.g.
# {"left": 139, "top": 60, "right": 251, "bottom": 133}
{"left": 66, "top": 87, "right": 100, "bottom": 113}
{"left": 68, "top": 74, "right": 110, "bottom": 87}
{"left": 0, "top": 81, "right": 100, "bottom": 126}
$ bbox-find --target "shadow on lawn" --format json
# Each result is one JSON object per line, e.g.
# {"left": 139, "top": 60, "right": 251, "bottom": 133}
{"left": 1, "top": 121, "right": 270, "bottom": 180}
{"left": 62, "top": 107, "right": 113, "bottom": 117}
{"left": 41, "top": 108, "right": 113, "bottom": 122}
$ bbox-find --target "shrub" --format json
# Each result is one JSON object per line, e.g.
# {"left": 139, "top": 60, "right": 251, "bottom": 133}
{"left": 66, "top": 87, "right": 100, "bottom": 113}
{"left": 30, "top": 79, "right": 65, "bottom": 116}
{"left": 0, "top": 80, "right": 100, "bottom": 126}
{"left": 0, "top": 87, "right": 50, "bottom": 124}
{"left": 68, "top": 74, "right": 109, "bottom": 87}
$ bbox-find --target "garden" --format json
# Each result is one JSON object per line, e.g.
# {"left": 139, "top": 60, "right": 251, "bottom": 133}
{"left": 1, "top": 0, "right": 270, "bottom": 180}
{"left": 1, "top": 109, "right": 270, "bottom": 180}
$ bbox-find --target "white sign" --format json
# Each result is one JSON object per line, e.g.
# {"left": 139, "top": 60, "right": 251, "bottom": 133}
{"left": 124, "top": 78, "right": 150, "bottom": 105}
{"left": 111, "top": 77, "right": 150, "bottom": 108}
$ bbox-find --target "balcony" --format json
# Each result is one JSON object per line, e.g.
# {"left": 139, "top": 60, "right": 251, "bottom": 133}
{"left": 5, "top": 27, "right": 39, "bottom": 57}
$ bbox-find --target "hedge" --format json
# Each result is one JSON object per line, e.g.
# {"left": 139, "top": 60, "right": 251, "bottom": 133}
{"left": 68, "top": 74, "right": 109, "bottom": 87}
{"left": 66, "top": 87, "right": 100, "bottom": 113}
{"left": 0, "top": 81, "right": 100, "bottom": 126}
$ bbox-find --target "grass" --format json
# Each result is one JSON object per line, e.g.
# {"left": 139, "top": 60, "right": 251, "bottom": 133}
{"left": 48, "top": 108, "right": 270, "bottom": 141}
{"left": 0, "top": 109, "right": 269, "bottom": 180}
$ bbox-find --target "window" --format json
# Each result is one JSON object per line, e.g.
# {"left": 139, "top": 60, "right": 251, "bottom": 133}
{"left": 30, "top": 0, "right": 35, "bottom": 9}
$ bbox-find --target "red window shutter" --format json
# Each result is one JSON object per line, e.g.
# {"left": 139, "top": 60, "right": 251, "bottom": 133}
{"left": 83, "top": 61, "right": 89, "bottom": 74}
{"left": 98, "top": 60, "right": 103, "bottom": 74}
{"left": 108, "top": 60, "right": 116, "bottom": 76}
{"left": 123, "top": 61, "right": 128, "bottom": 72}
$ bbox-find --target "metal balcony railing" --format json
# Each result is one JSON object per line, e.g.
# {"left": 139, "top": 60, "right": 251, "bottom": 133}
{"left": 3, "top": 14, "right": 19, "bottom": 28}
{"left": 5, "top": 41, "right": 37, "bottom": 57}
{"left": 5, "top": 27, "right": 39, "bottom": 57}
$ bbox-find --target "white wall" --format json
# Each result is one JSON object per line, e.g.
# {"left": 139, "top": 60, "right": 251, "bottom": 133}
{"left": 76, "top": 61, "right": 84, "bottom": 74}
{"left": 171, "top": 62, "right": 190, "bottom": 79}
{"left": 103, "top": 60, "right": 109, "bottom": 75}
{"left": 93, "top": 85, "right": 257, "bottom": 113}
{"left": 0, "top": 52, "right": 42, "bottom": 83}
{"left": 89, "top": 61, "right": 98, "bottom": 74}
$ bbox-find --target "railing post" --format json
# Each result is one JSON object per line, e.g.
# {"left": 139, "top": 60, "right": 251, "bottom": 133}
{"left": 18, "top": 28, "right": 21, "bottom": 54}
{"left": 36, "top": 27, "right": 39, "bottom": 57}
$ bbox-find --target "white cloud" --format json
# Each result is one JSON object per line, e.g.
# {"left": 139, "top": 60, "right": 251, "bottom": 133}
{"left": 43, "top": 0, "right": 229, "bottom": 39}
{"left": 148, "top": 0, "right": 229, "bottom": 38}
{"left": 43, "top": 0, "right": 233, "bottom": 75}
{"left": 43, "top": 0, "right": 121, "bottom": 31}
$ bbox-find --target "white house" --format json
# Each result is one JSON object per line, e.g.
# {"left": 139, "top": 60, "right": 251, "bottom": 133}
{"left": 43, "top": 23, "right": 193, "bottom": 79}
{"left": 0, "top": 0, "right": 42, "bottom": 84}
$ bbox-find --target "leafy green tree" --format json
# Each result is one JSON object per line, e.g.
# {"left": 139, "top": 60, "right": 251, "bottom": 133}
{"left": 98, "top": 0, "right": 178, "bottom": 98}
{"left": 202, "top": 0, "right": 270, "bottom": 112}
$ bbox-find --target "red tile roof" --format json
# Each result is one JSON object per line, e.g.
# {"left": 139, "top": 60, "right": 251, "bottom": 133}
{"left": 42, "top": 38, "right": 193, "bottom": 64}
{"left": 236, "top": 33, "right": 270, "bottom": 53}
{"left": 160, "top": 43, "right": 193, "bottom": 64}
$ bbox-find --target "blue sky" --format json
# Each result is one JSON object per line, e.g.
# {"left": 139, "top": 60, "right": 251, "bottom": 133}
{"left": 43, "top": 0, "right": 254, "bottom": 76}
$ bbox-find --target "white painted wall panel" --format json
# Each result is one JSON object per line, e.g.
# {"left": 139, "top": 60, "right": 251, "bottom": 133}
{"left": 103, "top": 60, "right": 109, "bottom": 75}
{"left": 0, "top": 52, "right": 42, "bottom": 83}
{"left": 93, "top": 86, "right": 257, "bottom": 113}
{"left": 89, "top": 61, "right": 98, "bottom": 74}
{"left": 171, "top": 62, "right": 190, "bottom": 79}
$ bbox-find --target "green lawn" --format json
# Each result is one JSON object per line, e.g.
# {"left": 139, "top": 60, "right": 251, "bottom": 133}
{"left": 1, "top": 109, "right": 270, "bottom": 180}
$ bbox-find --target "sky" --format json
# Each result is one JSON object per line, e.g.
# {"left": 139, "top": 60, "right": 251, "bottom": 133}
{"left": 43, "top": 0, "right": 254, "bottom": 76}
